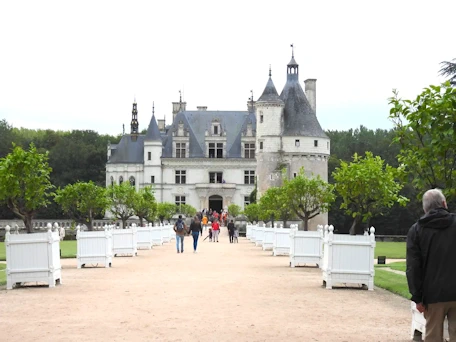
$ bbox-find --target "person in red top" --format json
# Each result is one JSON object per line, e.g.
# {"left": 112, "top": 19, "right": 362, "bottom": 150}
{"left": 211, "top": 219, "right": 220, "bottom": 242}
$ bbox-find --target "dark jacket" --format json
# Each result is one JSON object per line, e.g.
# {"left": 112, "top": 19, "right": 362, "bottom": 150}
{"left": 406, "top": 208, "right": 456, "bottom": 305}
{"left": 189, "top": 221, "right": 202, "bottom": 235}
{"left": 227, "top": 222, "right": 235, "bottom": 233}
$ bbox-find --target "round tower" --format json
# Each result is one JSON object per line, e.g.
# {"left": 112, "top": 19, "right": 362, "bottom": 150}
{"left": 144, "top": 103, "right": 163, "bottom": 199}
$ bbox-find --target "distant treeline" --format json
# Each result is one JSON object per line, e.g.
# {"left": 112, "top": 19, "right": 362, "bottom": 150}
{"left": 0, "top": 119, "right": 429, "bottom": 235}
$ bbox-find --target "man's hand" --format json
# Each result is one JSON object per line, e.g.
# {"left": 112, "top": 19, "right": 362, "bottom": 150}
{"left": 416, "top": 302, "right": 425, "bottom": 313}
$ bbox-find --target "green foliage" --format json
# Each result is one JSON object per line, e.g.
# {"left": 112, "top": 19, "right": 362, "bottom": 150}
{"left": 157, "top": 202, "right": 177, "bottom": 223}
{"left": 54, "top": 181, "right": 109, "bottom": 230}
{"left": 228, "top": 204, "right": 241, "bottom": 218}
{"left": 439, "top": 59, "right": 456, "bottom": 85}
{"left": 258, "top": 187, "right": 294, "bottom": 225}
{"left": 0, "top": 143, "right": 54, "bottom": 232}
{"left": 374, "top": 268, "right": 410, "bottom": 299}
{"left": 106, "top": 182, "right": 137, "bottom": 228}
{"left": 332, "top": 152, "right": 408, "bottom": 234}
{"left": 132, "top": 186, "right": 157, "bottom": 226}
{"left": 389, "top": 82, "right": 456, "bottom": 200}
{"left": 243, "top": 203, "right": 260, "bottom": 222}
{"left": 177, "top": 203, "right": 197, "bottom": 217}
{"left": 283, "top": 168, "right": 335, "bottom": 231}
{"left": 0, "top": 263, "right": 6, "bottom": 286}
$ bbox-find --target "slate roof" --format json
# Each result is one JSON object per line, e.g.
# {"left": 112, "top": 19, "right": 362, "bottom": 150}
{"left": 257, "top": 77, "right": 283, "bottom": 104}
{"left": 107, "top": 135, "right": 145, "bottom": 164}
{"left": 144, "top": 114, "right": 161, "bottom": 141}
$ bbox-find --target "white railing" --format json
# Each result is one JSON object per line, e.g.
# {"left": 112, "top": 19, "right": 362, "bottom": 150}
{"left": 321, "top": 225, "right": 376, "bottom": 290}
{"left": 255, "top": 224, "right": 265, "bottom": 247}
{"left": 262, "top": 227, "right": 275, "bottom": 251}
{"left": 112, "top": 224, "right": 137, "bottom": 257}
{"left": 289, "top": 226, "right": 323, "bottom": 267}
{"left": 5, "top": 223, "right": 62, "bottom": 290}
{"left": 76, "top": 225, "right": 113, "bottom": 268}
{"left": 272, "top": 226, "right": 293, "bottom": 256}
{"left": 151, "top": 225, "right": 164, "bottom": 246}
{"left": 136, "top": 225, "right": 153, "bottom": 250}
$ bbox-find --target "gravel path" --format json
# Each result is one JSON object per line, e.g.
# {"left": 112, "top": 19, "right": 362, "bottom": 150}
{"left": 0, "top": 230, "right": 412, "bottom": 341}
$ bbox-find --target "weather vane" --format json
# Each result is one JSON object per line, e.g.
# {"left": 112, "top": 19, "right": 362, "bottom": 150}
{"left": 291, "top": 43, "right": 294, "bottom": 58}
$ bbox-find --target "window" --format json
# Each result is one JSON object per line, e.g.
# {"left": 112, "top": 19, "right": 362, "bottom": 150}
{"left": 295, "top": 139, "right": 300, "bottom": 147}
{"left": 208, "top": 143, "right": 215, "bottom": 158}
{"left": 175, "top": 170, "right": 186, "bottom": 184}
{"left": 129, "top": 176, "right": 135, "bottom": 186}
{"left": 119, "top": 176, "right": 124, "bottom": 184}
{"left": 244, "top": 143, "right": 255, "bottom": 159}
{"left": 209, "top": 143, "right": 223, "bottom": 158}
{"left": 327, "top": 141, "right": 329, "bottom": 149}
{"left": 244, "top": 170, "right": 255, "bottom": 184}
{"left": 176, "top": 142, "right": 186, "bottom": 158}
{"left": 175, "top": 196, "right": 186, "bottom": 206}
{"left": 110, "top": 176, "right": 114, "bottom": 186}
{"left": 216, "top": 143, "right": 223, "bottom": 158}
{"left": 209, "top": 172, "right": 223, "bottom": 184}
{"left": 260, "top": 141, "right": 263, "bottom": 150}
{"left": 214, "top": 126, "right": 218, "bottom": 135}
{"left": 293, "top": 172, "right": 297, "bottom": 178}
{"left": 314, "top": 140, "right": 318, "bottom": 147}
{"left": 244, "top": 196, "right": 250, "bottom": 207}
{"left": 260, "top": 115, "right": 263, "bottom": 123}
{"left": 148, "top": 152, "right": 151, "bottom": 160}
{"left": 151, "top": 176, "right": 155, "bottom": 184}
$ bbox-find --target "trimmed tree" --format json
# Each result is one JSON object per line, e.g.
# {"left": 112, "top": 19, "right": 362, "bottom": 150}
{"left": 178, "top": 204, "right": 197, "bottom": 218}
{"left": 106, "top": 182, "right": 137, "bottom": 228}
{"left": 283, "top": 168, "right": 335, "bottom": 231}
{"left": 332, "top": 152, "right": 408, "bottom": 235}
{"left": 389, "top": 82, "right": 456, "bottom": 200}
{"left": 0, "top": 143, "right": 53, "bottom": 233}
{"left": 259, "top": 186, "right": 294, "bottom": 227}
{"left": 243, "top": 203, "right": 260, "bottom": 223}
{"left": 228, "top": 203, "right": 241, "bottom": 219}
{"left": 132, "top": 186, "right": 157, "bottom": 226}
{"left": 157, "top": 202, "right": 177, "bottom": 224}
{"left": 54, "top": 181, "right": 109, "bottom": 230}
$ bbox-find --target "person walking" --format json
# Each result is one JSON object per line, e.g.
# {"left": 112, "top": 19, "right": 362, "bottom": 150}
{"left": 406, "top": 188, "right": 456, "bottom": 341}
{"left": 211, "top": 219, "right": 220, "bottom": 243}
{"left": 228, "top": 219, "right": 235, "bottom": 243}
{"left": 202, "top": 215, "right": 208, "bottom": 232}
{"left": 189, "top": 216, "right": 203, "bottom": 253}
{"left": 174, "top": 215, "right": 188, "bottom": 253}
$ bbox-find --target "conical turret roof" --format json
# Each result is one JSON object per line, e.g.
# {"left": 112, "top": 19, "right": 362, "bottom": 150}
{"left": 257, "top": 77, "right": 283, "bottom": 103}
{"left": 144, "top": 114, "right": 162, "bottom": 141}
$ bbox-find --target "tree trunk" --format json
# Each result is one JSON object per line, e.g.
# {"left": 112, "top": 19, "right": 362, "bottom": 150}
{"left": 87, "top": 217, "right": 93, "bottom": 231}
{"left": 139, "top": 216, "right": 144, "bottom": 227}
{"left": 283, "top": 219, "right": 287, "bottom": 228}
{"left": 349, "top": 216, "right": 363, "bottom": 235}
{"left": 303, "top": 218, "right": 309, "bottom": 231}
{"left": 24, "top": 214, "right": 33, "bottom": 234}
{"left": 122, "top": 218, "right": 127, "bottom": 229}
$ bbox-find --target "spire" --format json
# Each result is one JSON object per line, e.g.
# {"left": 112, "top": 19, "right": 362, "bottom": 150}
{"left": 152, "top": 101, "right": 155, "bottom": 116}
{"left": 257, "top": 66, "right": 282, "bottom": 103}
{"left": 269, "top": 64, "right": 271, "bottom": 77}
{"left": 145, "top": 111, "right": 162, "bottom": 141}
{"left": 287, "top": 44, "right": 299, "bottom": 81}
{"left": 130, "top": 100, "right": 139, "bottom": 135}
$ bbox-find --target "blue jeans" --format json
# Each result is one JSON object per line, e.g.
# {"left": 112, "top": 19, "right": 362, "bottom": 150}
{"left": 192, "top": 231, "right": 200, "bottom": 251}
{"left": 176, "top": 235, "right": 184, "bottom": 252}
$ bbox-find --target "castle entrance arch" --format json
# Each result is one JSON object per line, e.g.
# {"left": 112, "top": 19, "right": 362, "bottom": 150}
{"left": 208, "top": 195, "right": 223, "bottom": 214}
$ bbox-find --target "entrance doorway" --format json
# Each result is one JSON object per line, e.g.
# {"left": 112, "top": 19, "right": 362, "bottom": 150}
{"left": 208, "top": 195, "right": 223, "bottom": 214}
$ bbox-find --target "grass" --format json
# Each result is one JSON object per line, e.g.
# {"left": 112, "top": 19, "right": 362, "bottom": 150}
{"left": 374, "top": 267, "right": 410, "bottom": 299}
{"left": 0, "top": 264, "right": 5, "bottom": 286}
{"left": 0, "top": 241, "right": 77, "bottom": 261}
{"left": 374, "top": 242, "right": 406, "bottom": 259}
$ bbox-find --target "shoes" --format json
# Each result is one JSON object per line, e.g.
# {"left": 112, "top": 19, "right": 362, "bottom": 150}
{"left": 181, "top": 250, "right": 184, "bottom": 253}
{"left": 193, "top": 250, "right": 197, "bottom": 253}
{"left": 177, "top": 251, "right": 180, "bottom": 253}
{"left": 217, "top": 241, "right": 219, "bottom": 243}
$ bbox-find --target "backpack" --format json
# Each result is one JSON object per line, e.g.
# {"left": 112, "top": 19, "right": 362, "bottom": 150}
{"left": 176, "top": 220, "right": 184, "bottom": 232}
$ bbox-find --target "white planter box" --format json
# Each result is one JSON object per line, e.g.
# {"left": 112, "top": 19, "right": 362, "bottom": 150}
{"left": 161, "top": 225, "right": 171, "bottom": 243}
{"left": 272, "top": 228, "right": 292, "bottom": 256}
{"left": 168, "top": 224, "right": 176, "bottom": 240}
{"left": 112, "top": 226, "right": 137, "bottom": 256}
{"left": 77, "top": 225, "right": 113, "bottom": 268}
{"left": 410, "top": 301, "right": 448, "bottom": 340}
{"left": 262, "top": 228, "right": 275, "bottom": 251}
{"left": 136, "top": 225, "right": 153, "bottom": 250}
{"left": 255, "top": 225, "right": 265, "bottom": 247}
{"left": 250, "top": 225, "right": 258, "bottom": 242}
{"left": 151, "top": 226, "right": 164, "bottom": 246}
{"left": 289, "top": 229, "right": 323, "bottom": 267}
{"left": 5, "top": 224, "right": 62, "bottom": 290}
{"left": 321, "top": 225, "right": 376, "bottom": 290}
{"left": 246, "top": 224, "right": 253, "bottom": 239}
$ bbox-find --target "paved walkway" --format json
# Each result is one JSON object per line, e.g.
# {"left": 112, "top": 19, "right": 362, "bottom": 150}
{"left": 1, "top": 230, "right": 412, "bottom": 341}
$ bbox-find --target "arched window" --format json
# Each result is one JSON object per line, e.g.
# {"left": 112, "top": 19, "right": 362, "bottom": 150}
{"left": 119, "top": 176, "right": 124, "bottom": 184}
{"left": 129, "top": 176, "right": 135, "bottom": 186}
{"left": 110, "top": 176, "right": 114, "bottom": 186}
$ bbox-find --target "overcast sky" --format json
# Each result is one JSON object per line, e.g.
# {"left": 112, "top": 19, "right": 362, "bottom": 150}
{"left": 0, "top": 0, "right": 454, "bottom": 136}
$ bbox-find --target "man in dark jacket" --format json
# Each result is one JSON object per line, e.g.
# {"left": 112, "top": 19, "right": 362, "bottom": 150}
{"left": 406, "top": 188, "right": 456, "bottom": 341}
{"left": 228, "top": 220, "right": 235, "bottom": 243}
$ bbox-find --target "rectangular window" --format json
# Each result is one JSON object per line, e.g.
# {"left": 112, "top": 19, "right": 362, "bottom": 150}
{"left": 314, "top": 140, "right": 318, "bottom": 147}
{"left": 148, "top": 152, "right": 151, "bottom": 160}
{"left": 175, "top": 196, "right": 186, "bottom": 206}
{"left": 295, "top": 139, "right": 300, "bottom": 147}
{"left": 151, "top": 176, "right": 155, "bottom": 184}
{"left": 214, "top": 126, "right": 218, "bottom": 135}
{"left": 260, "top": 141, "right": 263, "bottom": 150}
{"left": 175, "top": 170, "right": 186, "bottom": 184}
{"left": 293, "top": 173, "right": 297, "bottom": 178}
{"left": 244, "top": 143, "right": 255, "bottom": 159}
{"left": 176, "top": 142, "right": 186, "bottom": 158}
{"left": 209, "top": 172, "right": 223, "bottom": 184}
{"left": 260, "top": 115, "right": 263, "bottom": 123}
{"left": 209, "top": 143, "right": 215, "bottom": 158}
{"left": 244, "top": 196, "right": 250, "bottom": 207}
{"left": 216, "top": 143, "right": 223, "bottom": 158}
{"left": 244, "top": 170, "right": 255, "bottom": 184}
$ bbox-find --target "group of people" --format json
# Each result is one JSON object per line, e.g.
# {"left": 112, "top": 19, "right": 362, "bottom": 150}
{"left": 172, "top": 209, "right": 239, "bottom": 254}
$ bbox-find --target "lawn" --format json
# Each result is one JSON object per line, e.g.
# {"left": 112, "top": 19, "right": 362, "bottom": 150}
{"left": 374, "top": 267, "right": 410, "bottom": 299}
{"left": 0, "top": 241, "right": 77, "bottom": 261}
{"left": 0, "top": 263, "right": 6, "bottom": 286}
{"left": 374, "top": 242, "right": 406, "bottom": 259}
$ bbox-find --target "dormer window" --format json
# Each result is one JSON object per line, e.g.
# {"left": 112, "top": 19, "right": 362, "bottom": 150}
{"left": 176, "top": 142, "right": 186, "bottom": 158}
{"left": 214, "top": 126, "right": 218, "bottom": 135}
{"left": 211, "top": 121, "right": 221, "bottom": 136}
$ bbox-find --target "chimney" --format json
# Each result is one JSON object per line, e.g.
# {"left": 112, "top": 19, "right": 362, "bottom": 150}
{"left": 172, "top": 101, "right": 187, "bottom": 122}
{"left": 157, "top": 119, "right": 165, "bottom": 131}
{"left": 304, "top": 79, "right": 317, "bottom": 114}
{"left": 197, "top": 106, "right": 207, "bottom": 111}
{"left": 247, "top": 100, "right": 256, "bottom": 113}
